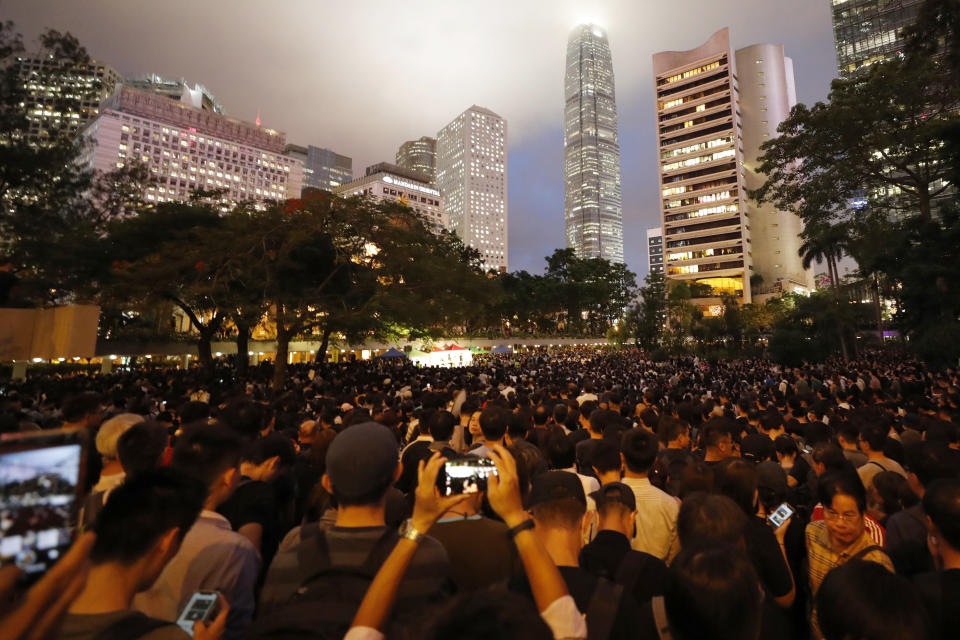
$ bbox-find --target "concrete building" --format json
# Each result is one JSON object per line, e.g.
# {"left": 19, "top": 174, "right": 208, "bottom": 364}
{"left": 333, "top": 162, "right": 447, "bottom": 234}
{"left": 564, "top": 24, "right": 624, "bottom": 263}
{"left": 81, "top": 85, "right": 302, "bottom": 205}
{"left": 12, "top": 54, "right": 121, "bottom": 145}
{"left": 284, "top": 144, "right": 353, "bottom": 194}
{"left": 647, "top": 227, "right": 664, "bottom": 275}
{"left": 123, "top": 73, "right": 224, "bottom": 113}
{"left": 436, "top": 105, "right": 508, "bottom": 272}
{"left": 652, "top": 28, "right": 812, "bottom": 314}
{"left": 736, "top": 43, "right": 812, "bottom": 297}
{"left": 396, "top": 136, "right": 436, "bottom": 184}
{"left": 831, "top": 0, "right": 923, "bottom": 78}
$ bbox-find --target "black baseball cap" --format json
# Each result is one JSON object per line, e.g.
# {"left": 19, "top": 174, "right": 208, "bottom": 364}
{"left": 527, "top": 471, "right": 586, "bottom": 508}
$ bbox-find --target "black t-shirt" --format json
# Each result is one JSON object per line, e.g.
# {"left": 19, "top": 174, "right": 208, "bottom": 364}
{"left": 743, "top": 516, "right": 793, "bottom": 599}
{"left": 741, "top": 433, "right": 776, "bottom": 463}
{"left": 218, "top": 477, "right": 280, "bottom": 569}
{"left": 579, "top": 530, "right": 672, "bottom": 605}
{"left": 914, "top": 568, "right": 960, "bottom": 640}
{"left": 509, "top": 565, "right": 644, "bottom": 640}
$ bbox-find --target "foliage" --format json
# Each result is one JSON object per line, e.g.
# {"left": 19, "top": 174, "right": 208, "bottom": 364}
{"left": 624, "top": 271, "right": 666, "bottom": 350}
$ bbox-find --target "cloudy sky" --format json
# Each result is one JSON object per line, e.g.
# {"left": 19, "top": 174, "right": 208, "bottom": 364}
{"left": 6, "top": 0, "right": 837, "bottom": 277}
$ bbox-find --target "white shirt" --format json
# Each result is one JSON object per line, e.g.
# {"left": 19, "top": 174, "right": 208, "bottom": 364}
{"left": 621, "top": 476, "right": 680, "bottom": 562}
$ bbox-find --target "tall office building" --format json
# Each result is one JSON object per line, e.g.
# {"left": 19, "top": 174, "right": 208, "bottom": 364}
{"left": 647, "top": 227, "right": 664, "bottom": 275}
{"left": 81, "top": 85, "right": 302, "bottom": 205}
{"left": 831, "top": 0, "right": 924, "bottom": 78}
{"left": 563, "top": 24, "right": 624, "bottom": 263}
{"left": 123, "top": 73, "right": 224, "bottom": 113}
{"left": 396, "top": 136, "right": 436, "bottom": 184}
{"left": 12, "top": 54, "right": 121, "bottom": 145}
{"left": 652, "top": 28, "right": 811, "bottom": 313}
{"left": 436, "top": 105, "right": 508, "bottom": 272}
{"left": 284, "top": 144, "right": 353, "bottom": 194}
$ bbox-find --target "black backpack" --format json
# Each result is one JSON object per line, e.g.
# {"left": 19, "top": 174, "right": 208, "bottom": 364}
{"left": 247, "top": 527, "right": 398, "bottom": 640}
{"left": 92, "top": 613, "right": 175, "bottom": 640}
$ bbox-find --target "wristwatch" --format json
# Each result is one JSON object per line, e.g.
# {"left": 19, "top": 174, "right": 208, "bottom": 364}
{"left": 399, "top": 519, "right": 425, "bottom": 543}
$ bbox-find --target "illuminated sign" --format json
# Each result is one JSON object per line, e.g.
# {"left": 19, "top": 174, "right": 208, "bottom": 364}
{"left": 382, "top": 174, "right": 439, "bottom": 197}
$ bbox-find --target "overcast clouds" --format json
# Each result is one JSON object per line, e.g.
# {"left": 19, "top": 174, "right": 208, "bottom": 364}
{"left": 5, "top": 0, "right": 837, "bottom": 276}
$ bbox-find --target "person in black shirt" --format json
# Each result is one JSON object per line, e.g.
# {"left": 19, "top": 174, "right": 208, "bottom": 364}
{"left": 579, "top": 482, "right": 671, "bottom": 605}
{"left": 656, "top": 416, "right": 695, "bottom": 496}
{"left": 914, "top": 479, "right": 960, "bottom": 640}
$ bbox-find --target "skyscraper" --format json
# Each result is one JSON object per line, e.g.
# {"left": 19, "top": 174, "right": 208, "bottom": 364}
{"left": 652, "top": 28, "right": 811, "bottom": 314}
{"left": 283, "top": 144, "right": 353, "bottom": 194}
{"left": 564, "top": 24, "right": 624, "bottom": 264}
{"left": 647, "top": 227, "right": 664, "bottom": 276}
{"left": 333, "top": 162, "right": 447, "bottom": 234}
{"left": 831, "top": 0, "right": 924, "bottom": 78}
{"left": 436, "top": 105, "right": 508, "bottom": 272}
{"left": 13, "top": 54, "right": 120, "bottom": 145}
{"left": 396, "top": 136, "right": 436, "bottom": 184}
{"left": 123, "top": 73, "right": 224, "bottom": 113}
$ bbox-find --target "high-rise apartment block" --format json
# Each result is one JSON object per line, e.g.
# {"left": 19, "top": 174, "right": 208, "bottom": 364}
{"left": 436, "top": 105, "right": 508, "bottom": 272}
{"left": 123, "top": 73, "right": 224, "bottom": 113}
{"left": 647, "top": 227, "right": 664, "bottom": 275}
{"left": 396, "top": 136, "right": 436, "bottom": 184}
{"left": 334, "top": 162, "right": 447, "bottom": 234}
{"left": 564, "top": 24, "right": 624, "bottom": 264}
{"left": 81, "top": 85, "right": 302, "bottom": 204}
{"left": 831, "top": 0, "right": 923, "bottom": 78}
{"left": 284, "top": 144, "right": 353, "bottom": 194}
{"left": 12, "top": 54, "right": 121, "bottom": 145}
{"left": 652, "top": 28, "right": 810, "bottom": 314}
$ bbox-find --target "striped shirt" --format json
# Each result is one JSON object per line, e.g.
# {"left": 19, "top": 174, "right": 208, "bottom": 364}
{"left": 811, "top": 503, "right": 886, "bottom": 547}
{"left": 805, "top": 520, "right": 894, "bottom": 597}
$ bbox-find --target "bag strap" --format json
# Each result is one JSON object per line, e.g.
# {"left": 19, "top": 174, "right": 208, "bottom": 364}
{"left": 651, "top": 596, "right": 673, "bottom": 640}
{"left": 613, "top": 551, "right": 644, "bottom": 590}
{"left": 586, "top": 577, "right": 623, "bottom": 640}
{"left": 92, "top": 612, "right": 175, "bottom": 640}
{"left": 848, "top": 545, "right": 885, "bottom": 563}
{"left": 360, "top": 528, "right": 400, "bottom": 576}
{"left": 295, "top": 528, "right": 332, "bottom": 591}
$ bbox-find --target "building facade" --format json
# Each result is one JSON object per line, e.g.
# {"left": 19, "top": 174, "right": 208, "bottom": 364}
{"left": 736, "top": 43, "right": 812, "bottom": 296}
{"left": 396, "top": 136, "right": 436, "bottom": 184}
{"left": 123, "top": 73, "right": 224, "bottom": 113}
{"left": 12, "top": 54, "right": 121, "bottom": 145}
{"left": 564, "top": 24, "right": 624, "bottom": 263}
{"left": 652, "top": 28, "right": 811, "bottom": 314}
{"left": 647, "top": 227, "right": 664, "bottom": 275}
{"left": 81, "top": 85, "right": 302, "bottom": 204}
{"left": 831, "top": 0, "right": 924, "bottom": 78}
{"left": 436, "top": 105, "right": 508, "bottom": 272}
{"left": 333, "top": 162, "right": 447, "bottom": 234}
{"left": 285, "top": 144, "right": 353, "bottom": 194}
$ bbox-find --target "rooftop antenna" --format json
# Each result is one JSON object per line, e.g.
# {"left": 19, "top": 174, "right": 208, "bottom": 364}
{"left": 255, "top": 108, "right": 261, "bottom": 128}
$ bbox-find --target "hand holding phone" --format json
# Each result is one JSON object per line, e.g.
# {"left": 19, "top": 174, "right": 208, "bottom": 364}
{"left": 767, "top": 502, "right": 795, "bottom": 530}
{"left": 177, "top": 591, "right": 225, "bottom": 637}
{"left": 435, "top": 458, "right": 498, "bottom": 497}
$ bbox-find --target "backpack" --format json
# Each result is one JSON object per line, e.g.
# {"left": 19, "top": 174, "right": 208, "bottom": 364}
{"left": 247, "top": 527, "right": 398, "bottom": 640}
{"left": 92, "top": 612, "right": 175, "bottom": 640}
{"left": 586, "top": 576, "right": 624, "bottom": 640}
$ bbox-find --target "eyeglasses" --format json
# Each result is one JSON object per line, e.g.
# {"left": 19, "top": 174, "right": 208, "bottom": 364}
{"left": 823, "top": 509, "right": 860, "bottom": 524}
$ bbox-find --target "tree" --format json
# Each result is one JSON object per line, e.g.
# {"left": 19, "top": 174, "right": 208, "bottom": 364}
{"left": 626, "top": 271, "right": 666, "bottom": 351}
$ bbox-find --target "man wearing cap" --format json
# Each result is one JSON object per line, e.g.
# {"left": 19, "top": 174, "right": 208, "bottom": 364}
{"left": 579, "top": 482, "right": 672, "bottom": 606}
{"left": 508, "top": 470, "right": 643, "bottom": 639}
{"left": 79, "top": 412, "right": 144, "bottom": 530}
{"left": 259, "top": 422, "right": 451, "bottom": 615}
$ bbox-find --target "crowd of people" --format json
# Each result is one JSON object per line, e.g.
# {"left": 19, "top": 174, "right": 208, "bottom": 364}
{"left": 0, "top": 347, "right": 958, "bottom": 640}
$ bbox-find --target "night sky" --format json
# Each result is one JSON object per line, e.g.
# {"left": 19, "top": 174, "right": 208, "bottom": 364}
{"left": 5, "top": 0, "right": 837, "bottom": 279}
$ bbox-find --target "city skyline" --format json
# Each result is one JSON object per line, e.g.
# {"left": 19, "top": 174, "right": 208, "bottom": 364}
{"left": 5, "top": 0, "right": 837, "bottom": 277}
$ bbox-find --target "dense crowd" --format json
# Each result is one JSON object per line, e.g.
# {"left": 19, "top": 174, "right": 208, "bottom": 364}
{"left": 1, "top": 348, "right": 958, "bottom": 640}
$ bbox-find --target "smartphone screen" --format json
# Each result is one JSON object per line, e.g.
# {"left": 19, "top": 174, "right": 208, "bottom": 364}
{"left": 0, "top": 429, "right": 86, "bottom": 584}
{"left": 176, "top": 591, "right": 219, "bottom": 634}
{"left": 436, "top": 458, "right": 498, "bottom": 496}
{"left": 767, "top": 502, "right": 795, "bottom": 529}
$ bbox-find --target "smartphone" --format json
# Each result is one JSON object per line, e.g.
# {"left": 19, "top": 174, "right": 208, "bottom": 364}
{"left": 0, "top": 429, "right": 87, "bottom": 584}
{"left": 768, "top": 502, "right": 795, "bottom": 529}
{"left": 176, "top": 591, "right": 220, "bottom": 635}
{"left": 436, "top": 458, "right": 498, "bottom": 496}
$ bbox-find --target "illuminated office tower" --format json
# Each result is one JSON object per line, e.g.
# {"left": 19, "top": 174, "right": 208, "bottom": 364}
{"left": 436, "top": 105, "right": 508, "bottom": 272}
{"left": 653, "top": 28, "right": 811, "bottom": 314}
{"left": 12, "top": 54, "right": 120, "bottom": 145}
{"left": 647, "top": 227, "right": 664, "bottom": 275}
{"left": 396, "top": 136, "right": 436, "bottom": 184}
{"left": 831, "top": 0, "right": 923, "bottom": 78}
{"left": 564, "top": 24, "right": 624, "bottom": 263}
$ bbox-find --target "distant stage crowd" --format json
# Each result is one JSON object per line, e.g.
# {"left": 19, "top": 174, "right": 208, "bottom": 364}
{"left": 0, "top": 347, "right": 958, "bottom": 640}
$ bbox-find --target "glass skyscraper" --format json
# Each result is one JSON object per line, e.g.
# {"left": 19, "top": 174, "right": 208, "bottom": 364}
{"left": 564, "top": 24, "right": 624, "bottom": 264}
{"left": 831, "top": 0, "right": 924, "bottom": 78}
{"left": 396, "top": 136, "right": 436, "bottom": 184}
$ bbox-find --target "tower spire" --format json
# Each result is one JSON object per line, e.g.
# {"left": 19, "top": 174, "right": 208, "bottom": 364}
{"left": 255, "top": 108, "right": 261, "bottom": 128}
